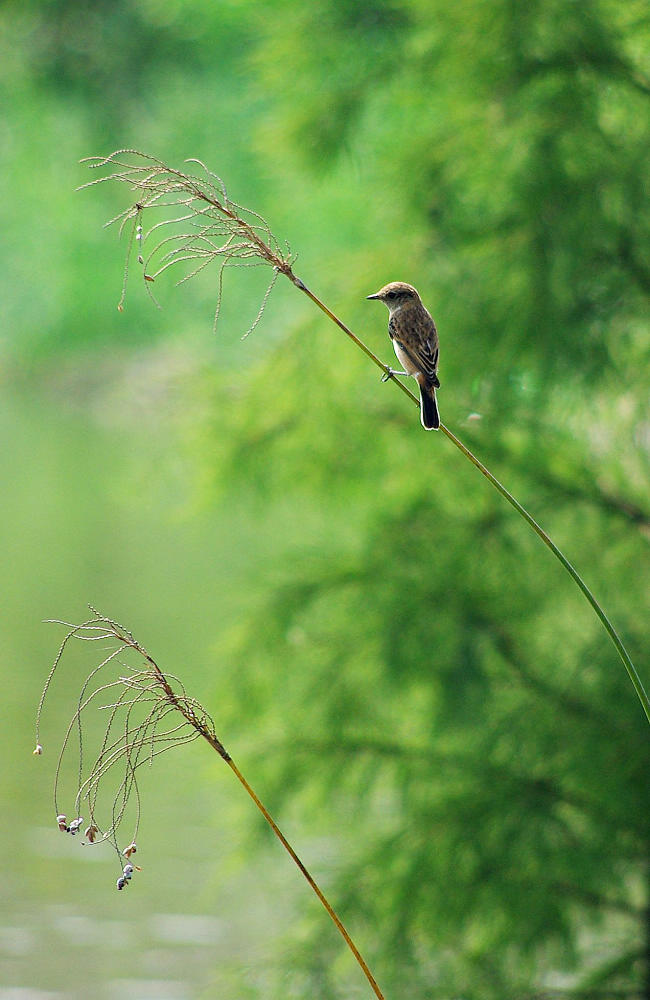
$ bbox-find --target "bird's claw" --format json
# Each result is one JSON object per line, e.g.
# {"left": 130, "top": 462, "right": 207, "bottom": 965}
{"left": 381, "top": 367, "right": 407, "bottom": 382}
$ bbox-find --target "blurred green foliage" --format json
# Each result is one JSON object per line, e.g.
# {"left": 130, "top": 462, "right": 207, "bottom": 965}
{"left": 2, "top": 0, "right": 649, "bottom": 998}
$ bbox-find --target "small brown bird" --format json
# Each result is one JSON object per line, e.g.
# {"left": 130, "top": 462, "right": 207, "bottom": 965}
{"left": 367, "top": 281, "right": 441, "bottom": 430}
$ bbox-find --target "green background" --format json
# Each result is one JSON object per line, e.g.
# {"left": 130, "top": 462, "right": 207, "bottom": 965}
{"left": 1, "top": 1, "right": 649, "bottom": 998}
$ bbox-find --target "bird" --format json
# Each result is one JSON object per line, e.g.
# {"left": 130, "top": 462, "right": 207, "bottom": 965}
{"left": 367, "top": 281, "right": 440, "bottom": 430}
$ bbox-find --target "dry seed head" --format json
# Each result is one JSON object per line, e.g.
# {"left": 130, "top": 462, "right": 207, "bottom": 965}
{"left": 37, "top": 609, "right": 220, "bottom": 894}
{"left": 78, "top": 150, "right": 295, "bottom": 338}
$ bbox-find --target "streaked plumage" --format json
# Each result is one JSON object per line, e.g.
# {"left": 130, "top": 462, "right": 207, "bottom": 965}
{"left": 367, "top": 282, "right": 440, "bottom": 430}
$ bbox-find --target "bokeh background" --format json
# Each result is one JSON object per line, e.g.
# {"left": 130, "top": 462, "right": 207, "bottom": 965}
{"left": 1, "top": 1, "right": 649, "bottom": 998}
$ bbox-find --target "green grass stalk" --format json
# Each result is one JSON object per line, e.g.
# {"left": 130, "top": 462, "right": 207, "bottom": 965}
{"left": 80, "top": 150, "right": 649, "bottom": 724}
{"left": 292, "top": 277, "right": 650, "bottom": 725}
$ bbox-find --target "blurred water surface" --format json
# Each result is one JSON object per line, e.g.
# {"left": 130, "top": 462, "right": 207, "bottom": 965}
{"left": 0, "top": 382, "right": 295, "bottom": 1000}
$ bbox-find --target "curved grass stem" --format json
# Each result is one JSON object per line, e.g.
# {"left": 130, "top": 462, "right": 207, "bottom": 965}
{"left": 82, "top": 152, "right": 647, "bottom": 712}
{"left": 440, "top": 424, "right": 650, "bottom": 723}
{"left": 290, "top": 276, "right": 650, "bottom": 725}
{"left": 223, "top": 754, "right": 386, "bottom": 1000}
{"left": 135, "top": 635, "right": 386, "bottom": 999}
{"left": 38, "top": 611, "right": 386, "bottom": 1000}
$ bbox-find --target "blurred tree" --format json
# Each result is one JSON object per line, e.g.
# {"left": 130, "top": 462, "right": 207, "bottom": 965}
{"left": 190, "top": 1, "right": 650, "bottom": 997}
{"left": 208, "top": 404, "right": 648, "bottom": 997}
{"left": 2, "top": 0, "right": 648, "bottom": 995}
{"left": 5, "top": 0, "right": 251, "bottom": 109}
{"left": 252, "top": 0, "right": 650, "bottom": 393}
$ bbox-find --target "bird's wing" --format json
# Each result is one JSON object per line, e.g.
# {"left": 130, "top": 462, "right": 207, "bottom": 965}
{"left": 389, "top": 317, "right": 440, "bottom": 386}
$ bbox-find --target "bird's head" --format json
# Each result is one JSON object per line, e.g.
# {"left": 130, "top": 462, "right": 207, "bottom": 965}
{"left": 366, "top": 281, "right": 422, "bottom": 314}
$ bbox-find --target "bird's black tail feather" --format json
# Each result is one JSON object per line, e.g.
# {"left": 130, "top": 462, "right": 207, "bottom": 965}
{"left": 420, "top": 384, "right": 440, "bottom": 430}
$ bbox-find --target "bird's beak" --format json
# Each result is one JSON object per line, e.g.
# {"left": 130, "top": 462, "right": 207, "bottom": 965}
{"left": 366, "top": 292, "right": 382, "bottom": 300}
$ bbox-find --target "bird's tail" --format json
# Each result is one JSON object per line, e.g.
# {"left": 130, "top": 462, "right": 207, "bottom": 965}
{"left": 418, "top": 380, "right": 440, "bottom": 431}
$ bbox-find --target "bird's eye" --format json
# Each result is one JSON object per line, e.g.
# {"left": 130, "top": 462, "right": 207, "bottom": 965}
{"left": 386, "top": 291, "right": 396, "bottom": 300}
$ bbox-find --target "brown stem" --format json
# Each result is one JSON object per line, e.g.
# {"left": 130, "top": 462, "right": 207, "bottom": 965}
{"left": 223, "top": 754, "right": 386, "bottom": 1000}
{"left": 128, "top": 633, "right": 385, "bottom": 1000}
